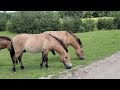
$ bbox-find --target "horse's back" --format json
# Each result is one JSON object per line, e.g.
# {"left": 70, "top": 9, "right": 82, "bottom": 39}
{"left": 12, "top": 33, "right": 52, "bottom": 53}
{"left": 44, "top": 31, "right": 68, "bottom": 41}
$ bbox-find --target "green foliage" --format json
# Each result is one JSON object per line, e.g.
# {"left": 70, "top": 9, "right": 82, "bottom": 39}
{"left": 59, "top": 11, "right": 84, "bottom": 18}
{"left": 7, "top": 11, "right": 61, "bottom": 33}
{"left": 59, "top": 11, "right": 112, "bottom": 18}
{"left": 113, "top": 17, "right": 120, "bottom": 29}
{"left": 62, "top": 17, "right": 83, "bottom": 33}
{"left": 82, "top": 19, "right": 96, "bottom": 32}
{"left": 97, "top": 18, "right": 114, "bottom": 30}
{"left": 4, "top": 11, "right": 120, "bottom": 33}
{"left": 0, "top": 13, "right": 11, "bottom": 31}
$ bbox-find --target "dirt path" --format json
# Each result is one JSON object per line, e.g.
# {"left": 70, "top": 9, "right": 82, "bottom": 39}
{"left": 39, "top": 52, "right": 120, "bottom": 79}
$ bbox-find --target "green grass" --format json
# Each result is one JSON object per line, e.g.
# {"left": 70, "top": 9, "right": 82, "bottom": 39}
{"left": 82, "top": 17, "right": 114, "bottom": 23}
{"left": 0, "top": 30, "right": 120, "bottom": 79}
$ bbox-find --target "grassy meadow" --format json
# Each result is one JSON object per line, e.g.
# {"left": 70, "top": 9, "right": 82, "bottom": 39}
{"left": 0, "top": 30, "right": 120, "bottom": 79}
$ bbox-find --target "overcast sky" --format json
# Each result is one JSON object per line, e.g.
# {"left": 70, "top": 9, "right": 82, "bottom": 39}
{"left": 0, "top": 11, "right": 15, "bottom": 13}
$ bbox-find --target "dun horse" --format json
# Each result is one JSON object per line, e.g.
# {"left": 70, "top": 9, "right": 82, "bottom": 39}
{"left": 10, "top": 33, "right": 72, "bottom": 72}
{"left": 0, "top": 36, "right": 11, "bottom": 51}
{"left": 44, "top": 31, "right": 84, "bottom": 60}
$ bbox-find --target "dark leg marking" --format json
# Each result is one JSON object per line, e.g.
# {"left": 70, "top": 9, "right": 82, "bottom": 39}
{"left": 18, "top": 52, "right": 24, "bottom": 70}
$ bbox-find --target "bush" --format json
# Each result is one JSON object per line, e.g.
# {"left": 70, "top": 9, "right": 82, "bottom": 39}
{"left": 0, "top": 13, "right": 10, "bottom": 31}
{"left": 82, "top": 19, "right": 96, "bottom": 32}
{"left": 113, "top": 17, "right": 120, "bottom": 29}
{"left": 62, "top": 17, "right": 83, "bottom": 33}
{"left": 7, "top": 11, "right": 61, "bottom": 34}
{"left": 97, "top": 18, "right": 114, "bottom": 30}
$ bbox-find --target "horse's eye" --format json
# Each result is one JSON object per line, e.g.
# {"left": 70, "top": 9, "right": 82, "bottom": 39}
{"left": 66, "top": 57, "right": 68, "bottom": 58}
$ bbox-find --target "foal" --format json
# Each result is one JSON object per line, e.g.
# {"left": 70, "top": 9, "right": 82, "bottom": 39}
{"left": 10, "top": 33, "right": 72, "bottom": 72}
{"left": 44, "top": 31, "right": 85, "bottom": 60}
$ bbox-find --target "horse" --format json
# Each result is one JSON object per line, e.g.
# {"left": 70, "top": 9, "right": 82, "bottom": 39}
{"left": 0, "top": 36, "right": 11, "bottom": 51}
{"left": 44, "top": 31, "right": 85, "bottom": 60}
{"left": 10, "top": 33, "right": 72, "bottom": 72}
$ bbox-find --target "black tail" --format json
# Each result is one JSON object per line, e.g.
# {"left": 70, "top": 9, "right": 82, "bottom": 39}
{"left": 51, "top": 50, "right": 56, "bottom": 55}
{"left": 10, "top": 41, "right": 15, "bottom": 58}
{"left": 9, "top": 41, "right": 16, "bottom": 63}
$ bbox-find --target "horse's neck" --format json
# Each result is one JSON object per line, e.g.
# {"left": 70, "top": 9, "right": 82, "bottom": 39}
{"left": 52, "top": 45, "right": 65, "bottom": 55}
{"left": 69, "top": 36, "right": 80, "bottom": 50}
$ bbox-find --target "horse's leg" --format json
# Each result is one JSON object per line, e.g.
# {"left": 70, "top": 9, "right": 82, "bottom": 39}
{"left": 10, "top": 49, "right": 16, "bottom": 72}
{"left": 44, "top": 55, "right": 48, "bottom": 68}
{"left": 40, "top": 51, "right": 46, "bottom": 68}
{"left": 10, "top": 51, "right": 21, "bottom": 72}
{"left": 43, "top": 50, "right": 49, "bottom": 68}
{"left": 18, "top": 52, "right": 24, "bottom": 70}
{"left": 51, "top": 50, "right": 56, "bottom": 55}
{"left": 16, "top": 60, "right": 19, "bottom": 64}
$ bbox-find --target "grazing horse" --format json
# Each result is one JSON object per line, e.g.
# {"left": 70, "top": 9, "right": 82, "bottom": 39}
{"left": 44, "top": 31, "right": 85, "bottom": 60}
{"left": 10, "top": 33, "right": 72, "bottom": 72}
{"left": 0, "top": 36, "right": 11, "bottom": 51}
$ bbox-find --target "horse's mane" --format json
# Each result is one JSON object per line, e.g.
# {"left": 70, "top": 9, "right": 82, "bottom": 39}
{"left": 48, "top": 34, "right": 68, "bottom": 52}
{"left": 68, "top": 31, "right": 83, "bottom": 47}
{"left": 0, "top": 36, "right": 11, "bottom": 41}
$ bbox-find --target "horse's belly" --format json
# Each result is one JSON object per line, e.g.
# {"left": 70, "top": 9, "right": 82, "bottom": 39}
{"left": 25, "top": 43, "right": 42, "bottom": 53}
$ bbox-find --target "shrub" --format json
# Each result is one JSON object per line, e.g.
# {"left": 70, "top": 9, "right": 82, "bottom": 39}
{"left": 113, "top": 17, "right": 120, "bottom": 29}
{"left": 82, "top": 19, "right": 96, "bottom": 32}
{"left": 62, "top": 17, "right": 83, "bottom": 33}
{"left": 0, "top": 13, "right": 10, "bottom": 31}
{"left": 7, "top": 11, "right": 61, "bottom": 33}
{"left": 97, "top": 18, "right": 114, "bottom": 30}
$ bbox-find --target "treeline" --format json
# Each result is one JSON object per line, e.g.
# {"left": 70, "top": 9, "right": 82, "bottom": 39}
{"left": 0, "top": 11, "right": 120, "bottom": 33}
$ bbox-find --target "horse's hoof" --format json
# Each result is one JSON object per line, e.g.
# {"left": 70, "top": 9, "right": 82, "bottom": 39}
{"left": 16, "top": 60, "right": 19, "bottom": 64}
{"left": 40, "top": 63, "right": 43, "bottom": 69}
{"left": 45, "top": 65, "right": 48, "bottom": 69}
{"left": 13, "top": 71, "right": 16, "bottom": 73}
{"left": 79, "top": 57, "right": 85, "bottom": 60}
{"left": 21, "top": 66, "right": 24, "bottom": 70}
{"left": 13, "top": 68, "right": 16, "bottom": 72}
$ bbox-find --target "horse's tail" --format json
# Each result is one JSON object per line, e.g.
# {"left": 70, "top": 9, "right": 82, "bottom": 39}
{"left": 51, "top": 50, "right": 56, "bottom": 55}
{"left": 9, "top": 41, "right": 15, "bottom": 60}
{"left": 10, "top": 41, "right": 20, "bottom": 64}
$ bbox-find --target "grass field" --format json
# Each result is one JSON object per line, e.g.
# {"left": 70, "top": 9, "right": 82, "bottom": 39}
{"left": 0, "top": 30, "right": 120, "bottom": 79}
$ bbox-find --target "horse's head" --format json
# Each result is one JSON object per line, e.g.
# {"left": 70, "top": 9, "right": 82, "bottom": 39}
{"left": 76, "top": 45, "right": 85, "bottom": 60}
{"left": 60, "top": 53, "right": 72, "bottom": 69}
{"left": 68, "top": 32, "right": 85, "bottom": 60}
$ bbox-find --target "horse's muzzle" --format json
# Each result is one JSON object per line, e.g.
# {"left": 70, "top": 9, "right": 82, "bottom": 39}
{"left": 80, "top": 57, "right": 85, "bottom": 60}
{"left": 63, "top": 62, "right": 72, "bottom": 69}
{"left": 66, "top": 66, "right": 72, "bottom": 69}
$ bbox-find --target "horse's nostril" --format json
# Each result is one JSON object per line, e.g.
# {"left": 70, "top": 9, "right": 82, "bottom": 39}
{"left": 66, "top": 66, "right": 72, "bottom": 69}
{"left": 80, "top": 57, "right": 85, "bottom": 60}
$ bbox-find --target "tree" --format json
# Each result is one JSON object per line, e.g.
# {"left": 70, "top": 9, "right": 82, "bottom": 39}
{"left": 59, "top": 11, "right": 84, "bottom": 18}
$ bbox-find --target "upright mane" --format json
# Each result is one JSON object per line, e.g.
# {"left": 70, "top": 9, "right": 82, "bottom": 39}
{"left": 0, "top": 36, "right": 11, "bottom": 41}
{"left": 48, "top": 34, "right": 68, "bottom": 52}
{"left": 68, "top": 31, "right": 83, "bottom": 47}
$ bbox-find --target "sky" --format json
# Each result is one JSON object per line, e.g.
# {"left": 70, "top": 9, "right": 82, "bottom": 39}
{"left": 0, "top": 11, "right": 15, "bottom": 13}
